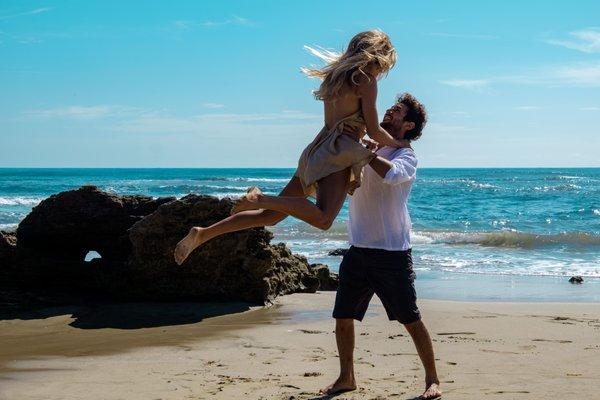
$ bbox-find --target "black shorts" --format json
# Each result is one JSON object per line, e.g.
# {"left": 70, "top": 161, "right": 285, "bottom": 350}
{"left": 332, "top": 246, "right": 421, "bottom": 324}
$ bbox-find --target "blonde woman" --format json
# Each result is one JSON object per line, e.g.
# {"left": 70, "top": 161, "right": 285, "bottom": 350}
{"left": 175, "top": 30, "right": 407, "bottom": 265}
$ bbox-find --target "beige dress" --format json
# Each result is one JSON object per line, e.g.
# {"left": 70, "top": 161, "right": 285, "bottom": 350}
{"left": 295, "top": 110, "right": 376, "bottom": 197}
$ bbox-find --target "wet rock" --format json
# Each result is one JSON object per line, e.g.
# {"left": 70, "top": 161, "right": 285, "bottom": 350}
{"left": 569, "top": 276, "right": 584, "bottom": 284}
{"left": 127, "top": 194, "right": 320, "bottom": 303}
{"left": 328, "top": 248, "right": 349, "bottom": 257}
{"left": 310, "top": 263, "right": 339, "bottom": 291}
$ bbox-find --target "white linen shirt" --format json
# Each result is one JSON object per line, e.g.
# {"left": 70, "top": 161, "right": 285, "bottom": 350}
{"left": 348, "top": 146, "right": 417, "bottom": 251}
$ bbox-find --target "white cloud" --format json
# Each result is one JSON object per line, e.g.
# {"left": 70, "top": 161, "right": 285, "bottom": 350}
{"left": 174, "top": 15, "right": 255, "bottom": 29}
{"left": 426, "top": 122, "right": 472, "bottom": 133}
{"left": 515, "top": 106, "right": 541, "bottom": 110}
{"left": 116, "top": 110, "right": 321, "bottom": 134}
{"left": 545, "top": 28, "right": 600, "bottom": 53}
{"left": 196, "top": 16, "right": 252, "bottom": 27}
{"left": 502, "top": 61, "right": 600, "bottom": 87}
{"left": 202, "top": 103, "right": 224, "bottom": 109}
{"left": 23, "top": 105, "right": 145, "bottom": 119}
{"left": 430, "top": 32, "right": 499, "bottom": 40}
{"left": 439, "top": 79, "right": 489, "bottom": 90}
{"left": 442, "top": 61, "right": 600, "bottom": 89}
{"left": 581, "top": 106, "right": 600, "bottom": 111}
{"left": 0, "top": 7, "right": 52, "bottom": 20}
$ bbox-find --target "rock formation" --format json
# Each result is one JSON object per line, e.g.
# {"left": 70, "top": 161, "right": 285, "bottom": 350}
{"left": 126, "top": 194, "right": 322, "bottom": 303}
{"left": 2, "top": 186, "right": 337, "bottom": 308}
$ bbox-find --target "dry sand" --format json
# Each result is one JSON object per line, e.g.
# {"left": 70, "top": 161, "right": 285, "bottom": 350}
{"left": 1, "top": 292, "right": 599, "bottom": 399}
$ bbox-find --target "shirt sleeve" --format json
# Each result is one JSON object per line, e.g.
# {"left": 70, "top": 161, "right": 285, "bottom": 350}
{"left": 382, "top": 149, "right": 418, "bottom": 185}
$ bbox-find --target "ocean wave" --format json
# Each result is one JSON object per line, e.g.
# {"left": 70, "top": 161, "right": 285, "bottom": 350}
{"left": 0, "top": 223, "right": 18, "bottom": 232}
{"left": 531, "top": 184, "right": 582, "bottom": 192}
{"left": 0, "top": 196, "right": 45, "bottom": 206}
{"left": 414, "top": 230, "right": 600, "bottom": 249}
{"left": 424, "top": 178, "right": 501, "bottom": 190}
{"left": 234, "top": 177, "right": 291, "bottom": 183}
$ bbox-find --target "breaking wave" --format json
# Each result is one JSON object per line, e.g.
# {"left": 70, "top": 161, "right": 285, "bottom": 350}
{"left": 413, "top": 230, "right": 600, "bottom": 249}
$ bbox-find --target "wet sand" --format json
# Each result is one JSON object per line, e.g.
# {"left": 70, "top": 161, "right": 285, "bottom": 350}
{"left": 1, "top": 292, "right": 599, "bottom": 399}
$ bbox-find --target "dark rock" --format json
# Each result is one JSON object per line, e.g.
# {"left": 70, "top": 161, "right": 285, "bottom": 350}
{"left": 0, "top": 231, "right": 17, "bottom": 277}
{"left": 569, "top": 276, "right": 584, "bottom": 284}
{"left": 127, "top": 194, "right": 320, "bottom": 303}
{"left": 310, "top": 263, "right": 339, "bottom": 291}
{"left": 17, "top": 185, "right": 174, "bottom": 263}
{"left": 328, "top": 248, "right": 348, "bottom": 257}
{"left": 9, "top": 186, "right": 172, "bottom": 293}
{"left": 3, "top": 186, "right": 326, "bottom": 309}
{"left": 0, "top": 230, "right": 16, "bottom": 261}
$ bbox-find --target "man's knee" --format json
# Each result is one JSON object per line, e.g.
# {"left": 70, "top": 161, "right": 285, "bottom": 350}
{"left": 335, "top": 318, "right": 354, "bottom": 331}
{"left": 403, "top": 319, "right": 425, "bottom": 334}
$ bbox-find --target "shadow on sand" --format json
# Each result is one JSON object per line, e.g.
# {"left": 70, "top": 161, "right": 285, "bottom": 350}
{"left": 0, "top": 287, "right": 255, "bottom": 329}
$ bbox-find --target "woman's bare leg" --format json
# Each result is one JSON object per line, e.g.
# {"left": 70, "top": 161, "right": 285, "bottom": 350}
{"left": 233, "top": 168, "right": 350, "bottom": 231}
{"left": 174, "top": 176, "right": 305, "bottom": 265}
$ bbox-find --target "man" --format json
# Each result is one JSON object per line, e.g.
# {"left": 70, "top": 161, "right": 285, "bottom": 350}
{"left": 320, "top": 93, "right": 442, "bottom": 399}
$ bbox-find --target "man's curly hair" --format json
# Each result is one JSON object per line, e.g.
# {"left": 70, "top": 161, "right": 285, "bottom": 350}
{"left": 397, "top": 92, "right": 427, "bottom": 141}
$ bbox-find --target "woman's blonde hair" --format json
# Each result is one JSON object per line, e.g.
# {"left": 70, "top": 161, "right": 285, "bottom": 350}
{"left": 301, "top": 30, "right": 396, "bottom": 101}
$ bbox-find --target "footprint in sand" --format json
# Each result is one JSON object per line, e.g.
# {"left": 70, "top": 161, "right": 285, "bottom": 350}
{"left": 388, "top": 334, "right": 404, "bottom": 339}
{"left": 532, "top": 338, "right": 572, "bottom": 343}
{"left": 492, "top": 390, "right": 530, "bottom": 394}
{"left": 298, "top": 329, "right": 325, "bottom": 334}
{"left": 437, "top": 331, "right": 476, "bottom": 336}
{"left": 303, "top": 372, "right": 322, "bottom": 377}
{"left": 480, "top": 349, "right": 520, "bottom": 355}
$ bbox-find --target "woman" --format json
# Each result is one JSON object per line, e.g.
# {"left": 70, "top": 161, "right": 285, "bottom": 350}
{"left": 175, "top": 30, "right": 407, "bottom": 265}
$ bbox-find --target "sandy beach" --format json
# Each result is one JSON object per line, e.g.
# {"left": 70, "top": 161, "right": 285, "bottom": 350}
{"left": 1, "top": 292, "right": 599, "bottom": 400}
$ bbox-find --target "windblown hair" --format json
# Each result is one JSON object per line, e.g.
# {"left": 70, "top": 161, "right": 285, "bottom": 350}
{"left": 397, "top": 92, "right": 427, "bottom": 141}
{"left": 301, "top": 30, "right": 396, "bottom": 101}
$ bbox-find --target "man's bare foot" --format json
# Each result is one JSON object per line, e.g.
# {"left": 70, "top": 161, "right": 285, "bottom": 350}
{"left": 173, "top": 227, "right": 206, "bottom": 265}
{"left": 231, "top": 186, "right": 263, "bottom": 215}
{"left": 421, "top": 382, "right": 442, "bottom": 399}
{"left": 318, "top": 376, "right": 356, "bottom": 395}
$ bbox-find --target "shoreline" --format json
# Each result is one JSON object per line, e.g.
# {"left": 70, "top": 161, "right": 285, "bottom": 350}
{"left": 1, "top": 292, "right": 599, "bottom": 399}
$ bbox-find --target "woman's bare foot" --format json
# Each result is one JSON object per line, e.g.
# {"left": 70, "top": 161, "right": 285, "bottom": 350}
{"left": 318, "top": 376, "right": 356, "bottom": 395}
{"left": 421, "top": 382, "right": 442, "bottom": 399}
{"left": 173, "top": 227, "right": 206, "bottom": 265}
{"left": 231, "top": 186, "right": 263, "bottom": 215}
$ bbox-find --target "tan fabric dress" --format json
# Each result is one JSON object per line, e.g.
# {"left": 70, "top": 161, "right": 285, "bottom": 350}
{"left": 295, "top": 110, "right": 376, "bottom": 197}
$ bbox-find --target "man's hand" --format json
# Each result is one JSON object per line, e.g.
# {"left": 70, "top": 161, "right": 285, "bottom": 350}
{"left": 361, "top": 138, "right": 379, "bottom": 151}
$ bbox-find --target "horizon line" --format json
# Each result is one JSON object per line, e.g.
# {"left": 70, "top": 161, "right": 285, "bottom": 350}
{"left": 1, "top": 166, "right": 600, "bottom": 170}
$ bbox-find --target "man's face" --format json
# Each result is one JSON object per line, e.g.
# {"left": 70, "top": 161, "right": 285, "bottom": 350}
{"left": 381, "top": 102, "right": 408, "bottom": 139}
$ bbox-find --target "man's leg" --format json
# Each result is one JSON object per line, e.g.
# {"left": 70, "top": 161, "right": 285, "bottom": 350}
{"left": 366, "top": 248, "right": 442, "bottom": 399}
{"left": 320, "top": 247, "right": 372, "bottom": 395}
{"left": 319, "top": 318, "right": 357, "bottom": 394}
{"left": 404, "top": 320, "right": 442, "bottom": 399}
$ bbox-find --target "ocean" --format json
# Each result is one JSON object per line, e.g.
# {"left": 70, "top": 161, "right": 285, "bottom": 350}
{"left": 1, "top": 167, "right": 599, "bottom": 302}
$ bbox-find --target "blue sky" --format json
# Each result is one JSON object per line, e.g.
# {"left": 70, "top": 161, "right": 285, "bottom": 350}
{"left": 1, "top": 0, "right": 599, "bottom": 167}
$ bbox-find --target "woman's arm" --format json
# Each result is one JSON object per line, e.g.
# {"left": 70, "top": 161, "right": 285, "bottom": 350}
{"left": 358, "top": 77, "right": 406, "bottom": 148}
{"left": 368, "top": 150, "right": 417, "bottom": 184}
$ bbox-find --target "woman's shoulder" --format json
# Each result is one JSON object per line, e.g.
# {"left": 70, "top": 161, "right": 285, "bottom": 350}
{"left": 354, "top": 73, "right": 377, "bottom": 96}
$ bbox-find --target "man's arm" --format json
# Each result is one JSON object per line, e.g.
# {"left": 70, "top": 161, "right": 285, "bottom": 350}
{"left": 369, "top": 149, "right": 417, "bottom": 185}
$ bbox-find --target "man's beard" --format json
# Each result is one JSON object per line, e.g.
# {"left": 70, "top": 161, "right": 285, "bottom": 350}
{"left": 380, "top": 121, "right": 399, "bottom": 138}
